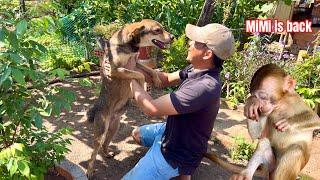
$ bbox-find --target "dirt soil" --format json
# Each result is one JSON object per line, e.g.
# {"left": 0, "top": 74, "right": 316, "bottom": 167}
{"left": 44, "top": 77, "right": 320, "bottom": 180}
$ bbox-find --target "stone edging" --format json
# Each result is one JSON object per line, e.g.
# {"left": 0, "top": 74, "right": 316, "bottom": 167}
{"left": 58, "top": 159, "right": 88, "bottom": 180}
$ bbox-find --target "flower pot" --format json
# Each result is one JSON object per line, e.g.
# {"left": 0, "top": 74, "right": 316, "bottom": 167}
{"left": 45, "top": 160, "right": 88, "bottom": 180}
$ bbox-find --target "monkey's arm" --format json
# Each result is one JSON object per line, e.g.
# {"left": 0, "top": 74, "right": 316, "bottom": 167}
{"left": 247, "top": 116, "right": 268, "bottom": 139}
{"left": 244, "top": 95, "right": 261, "bottom": 120}
{"left": 288, "top": 111, "right": 320, "bottom": 132}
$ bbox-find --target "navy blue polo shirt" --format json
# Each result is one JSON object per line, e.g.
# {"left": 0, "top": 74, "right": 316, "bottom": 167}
{"left": 160, "top": 64, "right": 221, "bottom": 175}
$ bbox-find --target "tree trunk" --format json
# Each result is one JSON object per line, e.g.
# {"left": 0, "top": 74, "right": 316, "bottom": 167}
{"left": 19, "top": 0, "right": 26, "bottom": 14}
{"left": 197, "top": 0, "right": 216, "bottom": 26}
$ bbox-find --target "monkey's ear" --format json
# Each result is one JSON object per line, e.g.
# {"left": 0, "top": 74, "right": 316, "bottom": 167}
{"left": 125, "top": 25, "right": 145, "bottom": 44}
{"left": 283, "top": 75, "right": 296, "bottom": 93}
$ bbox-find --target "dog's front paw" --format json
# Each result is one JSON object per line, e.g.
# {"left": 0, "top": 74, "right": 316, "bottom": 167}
{"left": 153, "top": 76, "right": 162, "bottom": 88}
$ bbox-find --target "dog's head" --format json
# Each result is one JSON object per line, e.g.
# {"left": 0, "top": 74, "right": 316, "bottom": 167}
{"left": 111, "top": 19, "right": 174, "bottom": 49}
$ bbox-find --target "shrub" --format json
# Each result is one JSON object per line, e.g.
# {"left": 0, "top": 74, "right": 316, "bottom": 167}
{"left": 0, "top": 19, "right": 74, "bottom": 178}
{"left": 222, "top": 35, "right": 278, "bottom": 105}
{"left": 36, "top": 33, "right": 92, "bottom": 72}
{"left": 118, "top": 0, "right": 203, "bottom": 36}
{"left": 291, "top": 54, "right": 320, "bottom": 108}
{"left": 93, "top": 22, "right": 123, "bottom": 40}
{"left": 230, "top": 136, "right": 256, "bottom": 161}
{"left": 161, "top": 34, "right": 188, "bottom": 73}
{"left": 221, "top": 32, "right": 307, "bottom": 105}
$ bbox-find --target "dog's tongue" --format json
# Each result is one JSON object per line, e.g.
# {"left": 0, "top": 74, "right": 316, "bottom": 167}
{"left": 152, "top": 39, "right": 165, "bottom": 49}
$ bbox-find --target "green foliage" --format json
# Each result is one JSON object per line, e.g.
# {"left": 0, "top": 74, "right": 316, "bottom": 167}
{"left": 228, "top": 81, "right": 246, "bottom": 107}
{"left": 213, "top": 0, "right": 266, "bottom": 39}
{"left": 0, "top": 19, "right": 74, "bottom": 178}
{"left": 119, "top": 0, "right": 203, "bottom": 36}
{"left": 230, "top": 136, "right": 256, "bottom": 161}
{"left": 291, "top": 54, "right": 320, "bottom": 109}
{"left": 79, "top": 78, "right": 95, "bottom": 87}
{"left": 36, "top": 33, "right": 92, "bottom": 71}
{"left": 292, "top": 55, "right": 320, "bottom": 89}
{"left": 222, "top": 35, "right": 278, "bottom": 105}
{"left": 93, "top": 22, "right": 123, "bottom": 40}
{"left": 56, "top": 0, "right": 82, "bottom": 14}
{"left": 296, "top": 88, "right": 320, "bottom": 109}
{"left": 161, "top": 34, "right": 188, "bottom": 73}
{"left": 61, "top": 3, "right": 97, "bottom": 60}
{"left": 26, "top": 1, "right": 64, "bottom": 18}
{"left": 0, "top": 143, "right": 30, "bottom": 178}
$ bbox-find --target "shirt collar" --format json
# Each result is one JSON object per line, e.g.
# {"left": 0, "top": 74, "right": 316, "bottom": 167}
{"left": 188, "top": 66, "right": 220, "bottom": 79}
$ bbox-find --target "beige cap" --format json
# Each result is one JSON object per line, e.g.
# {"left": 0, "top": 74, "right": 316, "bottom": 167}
{"left": 185, "top": 23, "right": 235, "bottom": 60}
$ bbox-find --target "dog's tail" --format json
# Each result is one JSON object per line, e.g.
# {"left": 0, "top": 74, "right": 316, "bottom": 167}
{"left": 203, "top": 152, "right": 265, "bottom": 177}
{"left": 87, "top": 104, "right": 98, "bottom": 123}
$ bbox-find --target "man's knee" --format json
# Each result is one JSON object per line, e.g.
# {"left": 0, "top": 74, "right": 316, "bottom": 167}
{"left": 177, "top": 174, "right": 191, "bottom": 180}
{"left": 132, "top": 127, "right": 142, "bottom": 145}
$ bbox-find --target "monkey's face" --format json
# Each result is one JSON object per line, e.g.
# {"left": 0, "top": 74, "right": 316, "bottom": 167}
{"left": 253, "top": 76, "right": 284, "bottom": 115}
{"left": 254, "top": 90, "right": 274, "bottom": 115}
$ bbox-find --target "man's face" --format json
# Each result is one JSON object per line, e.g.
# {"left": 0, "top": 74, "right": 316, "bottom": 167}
{"left": 186, "top": 41, "right": 208, "bottom": 63}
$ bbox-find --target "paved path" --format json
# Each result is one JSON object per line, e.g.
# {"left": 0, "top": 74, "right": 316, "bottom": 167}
{"left": 44, "top": 78, "right": 319, "bottom": 180}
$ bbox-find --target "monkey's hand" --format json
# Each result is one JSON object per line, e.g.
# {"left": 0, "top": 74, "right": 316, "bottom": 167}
{"left": 244, "top": 95, "right": 260, "bottom": 121}
{"left": 273, "top": 119, "right": 291, "bottom": 132}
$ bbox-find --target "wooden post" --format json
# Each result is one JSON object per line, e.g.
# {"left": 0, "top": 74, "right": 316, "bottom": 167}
{"left": 197, "top": 0, "right": 216, "bottom": 26}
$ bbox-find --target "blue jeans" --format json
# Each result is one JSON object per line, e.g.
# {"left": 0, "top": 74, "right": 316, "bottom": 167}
{"left": 123, "top": 123, "right": 179, "bottom": 180}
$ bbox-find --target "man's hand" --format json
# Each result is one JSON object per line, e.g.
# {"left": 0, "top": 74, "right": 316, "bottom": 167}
{"left": 244, "top": 95, "right": 260, "bottom": 121}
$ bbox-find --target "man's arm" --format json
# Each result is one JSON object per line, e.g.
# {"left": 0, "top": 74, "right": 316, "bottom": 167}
{"left": 157, "top": 70, "right": 181, "bottom": 87}
{"left": 130, "top": 79, "right": 179, "bottom": 116}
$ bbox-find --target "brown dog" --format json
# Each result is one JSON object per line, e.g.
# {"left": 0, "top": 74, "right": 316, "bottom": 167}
{"left": 86, "top": 19, "right": 174, "bottom": 178}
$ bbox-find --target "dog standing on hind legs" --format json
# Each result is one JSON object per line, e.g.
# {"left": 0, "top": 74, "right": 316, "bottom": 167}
{"left": 86, "top": 19, "right": 174, "bottom": 178}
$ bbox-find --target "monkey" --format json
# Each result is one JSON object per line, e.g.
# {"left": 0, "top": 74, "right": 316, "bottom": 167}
{"left": 204, "top": 64, "right": 320, "bottom": 179}
{"left": 229, "top": 64, "right": 320, "bottom": 180}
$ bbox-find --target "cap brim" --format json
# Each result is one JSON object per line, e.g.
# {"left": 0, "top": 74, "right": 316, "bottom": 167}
{"left": 185, "top": 24, "right": 205, "bottom": 43}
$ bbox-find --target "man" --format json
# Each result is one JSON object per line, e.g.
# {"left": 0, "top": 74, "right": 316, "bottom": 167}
{"left": 123, "top": 23, "right": 235, "bottom": 180}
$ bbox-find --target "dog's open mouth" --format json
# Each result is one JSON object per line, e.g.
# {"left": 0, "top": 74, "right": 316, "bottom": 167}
{"left": 152, "top": 39, "right": 168, "bottom": 49}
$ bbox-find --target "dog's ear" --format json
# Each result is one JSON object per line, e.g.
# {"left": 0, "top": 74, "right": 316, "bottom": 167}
{"left": 125, "top": 25, "right": 145, "bottom": 44}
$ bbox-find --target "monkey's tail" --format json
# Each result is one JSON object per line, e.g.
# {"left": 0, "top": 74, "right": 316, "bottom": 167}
{"left": 203, "top": 152, "right": 265, "bottom": 177}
